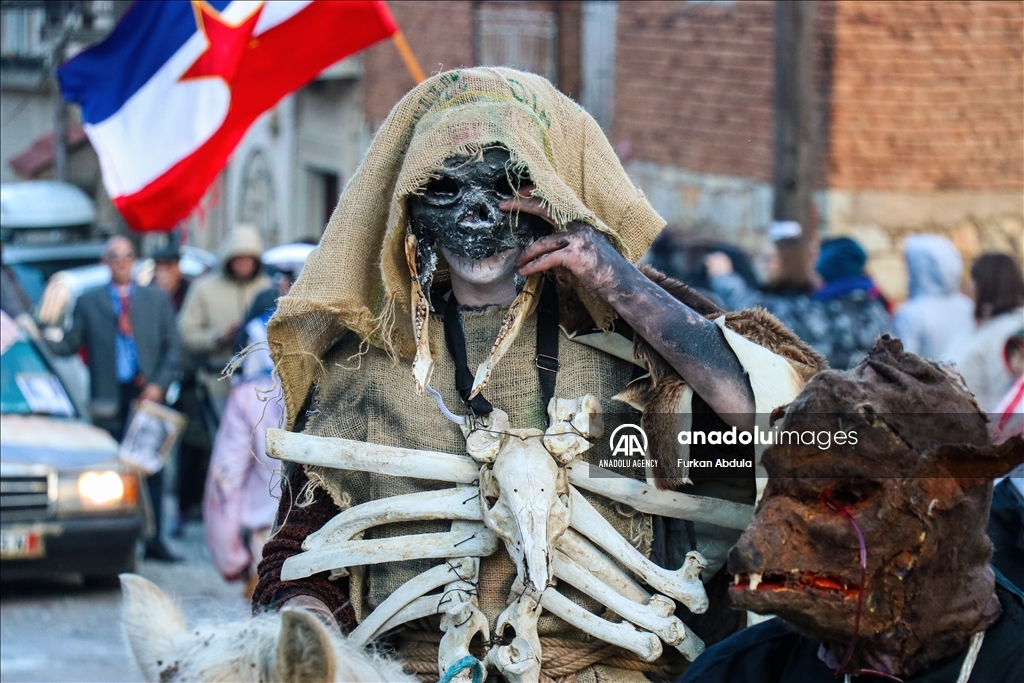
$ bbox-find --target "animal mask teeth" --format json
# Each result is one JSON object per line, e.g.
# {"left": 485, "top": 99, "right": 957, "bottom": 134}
{"left": 735, "top": 573, "right": 742, "bottom": 586}
{"left": 749, "top": 572, "right": 763, "bottom": 591}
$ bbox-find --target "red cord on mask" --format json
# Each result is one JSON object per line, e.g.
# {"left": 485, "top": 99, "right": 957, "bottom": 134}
{"left": 823, "top": 491, "right": 902, "bottom": 682}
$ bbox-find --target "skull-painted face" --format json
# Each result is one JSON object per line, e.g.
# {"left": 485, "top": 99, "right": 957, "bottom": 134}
{"left": 408, "top": 147, "right": 550, "bottom": 289}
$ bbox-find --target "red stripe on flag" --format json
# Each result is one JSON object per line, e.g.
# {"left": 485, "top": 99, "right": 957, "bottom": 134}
{"left": 117, "top": 0, "right": 397, "bottom": 231}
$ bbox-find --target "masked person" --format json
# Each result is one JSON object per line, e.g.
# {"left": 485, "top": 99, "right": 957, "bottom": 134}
{"left": 252, "top": 69, "right": 824, "bottom": 683}
{"left": 681, "top": 337, "right": 1024, "bottom": 683}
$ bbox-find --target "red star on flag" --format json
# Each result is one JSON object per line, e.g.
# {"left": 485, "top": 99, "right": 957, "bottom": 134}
{"left": 180, "top": 1, "right": 264, "bottom": 83}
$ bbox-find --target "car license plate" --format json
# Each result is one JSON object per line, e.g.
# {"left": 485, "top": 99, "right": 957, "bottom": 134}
{"left": 0, "top": 528, "right": 45, "bottom": 559}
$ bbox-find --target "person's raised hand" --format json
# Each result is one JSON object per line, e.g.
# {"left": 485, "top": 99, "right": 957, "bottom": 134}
{"left": 500, "top": 186, "right": 628, "bottom": 298}
{"left": 140, "top": 383, "right": 165, "bottom": 404}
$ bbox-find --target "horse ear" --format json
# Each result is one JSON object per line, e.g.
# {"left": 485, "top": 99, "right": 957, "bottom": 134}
{"left": 120, "top": 574, "right": 186, "bottom": 682}
{"left": 276, "top": 608, "right": 336, "bottom": 683}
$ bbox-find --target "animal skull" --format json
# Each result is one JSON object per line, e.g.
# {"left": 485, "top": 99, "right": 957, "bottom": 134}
{"left": 478, "top": 420, "right": 571, "bottom": 592}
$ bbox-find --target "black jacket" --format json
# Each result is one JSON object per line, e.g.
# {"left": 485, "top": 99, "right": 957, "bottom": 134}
{"left": 679, "top": 574, "right": 1024, "bottom": 683}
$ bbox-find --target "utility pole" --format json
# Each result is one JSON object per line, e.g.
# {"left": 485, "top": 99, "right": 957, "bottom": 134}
{"left": 772, "top": 0, "right": 817, "bottom": 282}
{"left": 47, "top": 2, "right": 75, "bottom": 183}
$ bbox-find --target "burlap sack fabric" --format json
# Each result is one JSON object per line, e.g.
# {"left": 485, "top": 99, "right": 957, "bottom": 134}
{"left": 268, "top": 67, "right": 665, "bottom": 426}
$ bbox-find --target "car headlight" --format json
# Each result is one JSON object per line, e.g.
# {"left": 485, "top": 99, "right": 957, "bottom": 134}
{"left": 77, "top": 471, "right": 138, "bottom": 508}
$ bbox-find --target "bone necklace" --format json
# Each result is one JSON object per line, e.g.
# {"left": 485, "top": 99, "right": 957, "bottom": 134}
{"left": 266, "top": 249, "right": 758, "bottom": 682}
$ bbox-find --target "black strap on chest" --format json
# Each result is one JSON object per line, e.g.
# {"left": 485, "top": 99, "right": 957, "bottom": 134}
{"left": 443, "top": 278, "right": 560, "bottom": 420}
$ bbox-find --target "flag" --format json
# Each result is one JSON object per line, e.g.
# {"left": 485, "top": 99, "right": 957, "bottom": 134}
{"left": 58, "top": 1, "right": 397, "bottom": 232}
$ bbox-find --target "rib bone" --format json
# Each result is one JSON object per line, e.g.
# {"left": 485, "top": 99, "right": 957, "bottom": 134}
{"left": 532, "top": 585, "right": 663, "bottom": 663}
{"left": 281, "top": 528, "right": 497, "bottom": 580}
{"left": 556, "top": 530, "right": 649, "bottom": 603}
{"left": 568, "top": 488, "right": 709, "bottom": 613}
{"left": 266, "top": 429, "right": 479, "bottom": 483}
{"left": 349, "top": 558, "right": 478, "bottom": 647}
{"left": 553, "top": 551, "right": 706, "bottom": 661}
{"left": 371, "top": 594, "right": 444, "bottom": 642}
{"left": 304, "top": 487, "right": 482, "bottom": 548}
{"left": 566, "top": 459, "right": 753, "bottom": 530}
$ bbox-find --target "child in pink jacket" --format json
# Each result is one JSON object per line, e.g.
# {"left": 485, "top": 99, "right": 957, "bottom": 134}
{"left": 203, "top": 313, "right": 283, "bottom": 592}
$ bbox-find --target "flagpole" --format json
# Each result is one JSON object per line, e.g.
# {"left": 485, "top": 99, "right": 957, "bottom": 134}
{"left": 392, "top": 30, "right": 425, "bottom": 84}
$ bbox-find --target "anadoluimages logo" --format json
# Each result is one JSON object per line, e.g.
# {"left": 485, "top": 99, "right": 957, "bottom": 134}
{"left": 609, "top": 423, "right": 648, "bottom": 457}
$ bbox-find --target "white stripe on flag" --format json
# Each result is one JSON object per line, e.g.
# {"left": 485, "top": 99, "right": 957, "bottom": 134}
{"left": 86, "top": 1, "right": 311, "bottom": 199}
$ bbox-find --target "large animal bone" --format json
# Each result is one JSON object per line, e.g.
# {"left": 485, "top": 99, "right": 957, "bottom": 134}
{"left": 266, "top": 429, "right": 479, "bottom": 483}
{"left": 542, "top": 395, "right": 604, "bottom": 464}
{"left": 281, "top": 528, "right": 497, "bottom": 580}
{"left": 462, "top": 410, "right": 512, "bottom": 463}
{"left": 355, "top": 521, "right": 484, "bottom": 645}
{"left": 568, "top": 488, "right": 709, "bottom": 613}
{"left": 406, "top": 234, "right": 434, "bottom": 394}
{"left": 470, "top": 274, "right": 541, "bottom": 398}
{"left": 349, "top": 558, "right": 479, "bottom": 647}
{"left": 267, "top": 430, "right": 753, "bottom": 530}
{"left": 553, "top": 551, "right": 705, "bottom": 661}
{"left": 566, "top": 459, "right": 754, "bottom": 530}
{"left": 527, "top": 583, "right": 663, "bottom": 663}
{"left": 370, "top": 595, "right": 445, "bottom": 643}
{"left": 556, "top": 530, "right": 649, "bottom": 603}
{"left": 480, "top": 428, "right": 570, "bottom": 592}
{"left": 304, "top": 488, "right": 482, "bottom": 549}
{"left": 439, "top": 596, "right": 489, "bottom": 683}
{"left": 489, "top": 592, "right": 542, "bottom": 683}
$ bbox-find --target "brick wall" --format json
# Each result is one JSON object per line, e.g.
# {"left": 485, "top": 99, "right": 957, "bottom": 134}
{"left": 612, "top": 1, "right": 776, "bottom": 181}
{"left": 361, "top": 1, "right": 475, "bottom": 129}
{"left": 828, "top": 0, "right": 1024, "bottom": 191}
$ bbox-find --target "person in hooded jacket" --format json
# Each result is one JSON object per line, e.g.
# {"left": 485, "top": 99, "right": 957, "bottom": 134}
{"left": 178, "top": 224, "right": 270, "bottom": 414}
{"left": 893, "top": 234, "right": 974, "bottom": 361}
{"left": 176, "top": 225, "right": 270, "bottom": 525}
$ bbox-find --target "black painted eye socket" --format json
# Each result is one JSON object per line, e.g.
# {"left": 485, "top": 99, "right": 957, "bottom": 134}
{"left": 494, "top": 176, "right": 515, "bottom": 200}
{"left": 422, "top": 176, "right": 460, "bottom": 205}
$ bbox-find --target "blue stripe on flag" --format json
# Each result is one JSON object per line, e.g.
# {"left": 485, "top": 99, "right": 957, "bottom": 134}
{"left": 58, "top": 0, "right": 232, "bottom": 125}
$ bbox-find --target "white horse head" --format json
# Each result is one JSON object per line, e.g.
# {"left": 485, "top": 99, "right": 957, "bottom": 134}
{"left": 120, "top": 574, "right": 413, "bottom": 683}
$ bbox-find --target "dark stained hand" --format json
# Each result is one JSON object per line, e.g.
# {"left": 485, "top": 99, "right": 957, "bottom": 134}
{"left": 500, "top": 189, "right": 756, "bottom": 423}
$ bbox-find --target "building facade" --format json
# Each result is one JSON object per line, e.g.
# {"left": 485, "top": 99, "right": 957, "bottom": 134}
{"left": 3, "top": 1, "right": 1020, "bottom": 298}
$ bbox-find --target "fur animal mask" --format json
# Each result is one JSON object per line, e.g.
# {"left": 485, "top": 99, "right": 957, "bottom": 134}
{"left": 729, "top": 337, "right": 1024, "bottom": 678}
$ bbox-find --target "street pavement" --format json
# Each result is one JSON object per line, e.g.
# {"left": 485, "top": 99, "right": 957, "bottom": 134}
{"left": 0, "top": 522, "right": 249, "bottom": 683}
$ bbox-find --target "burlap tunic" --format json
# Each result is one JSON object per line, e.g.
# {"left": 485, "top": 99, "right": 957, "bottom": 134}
{"left": 303, "top": 305, "right": 652, "bottom": 632}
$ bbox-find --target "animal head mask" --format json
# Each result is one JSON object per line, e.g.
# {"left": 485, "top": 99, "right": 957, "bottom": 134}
{"left": 729, "top": 337, "right": 1024, "bottom": 678}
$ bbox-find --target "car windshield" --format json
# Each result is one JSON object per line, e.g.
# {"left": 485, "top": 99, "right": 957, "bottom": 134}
{"left": 0, "top": 338, "right": 77, "bottom": 418}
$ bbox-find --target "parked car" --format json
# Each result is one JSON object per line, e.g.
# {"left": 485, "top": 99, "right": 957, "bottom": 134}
{"left": 0, "top": 313, "right": 142, "bottom": 582}
{"left": 1, "top": 180, "right": 109, "bottom": 305}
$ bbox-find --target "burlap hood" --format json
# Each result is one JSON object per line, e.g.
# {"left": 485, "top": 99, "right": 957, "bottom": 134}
{"left": 268, "top": 67, "right": 665, "bottom": 423}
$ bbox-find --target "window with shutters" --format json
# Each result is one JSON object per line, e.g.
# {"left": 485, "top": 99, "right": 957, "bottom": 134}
{"left": 475, "top": 5, "right": 557, "bottom": 84}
